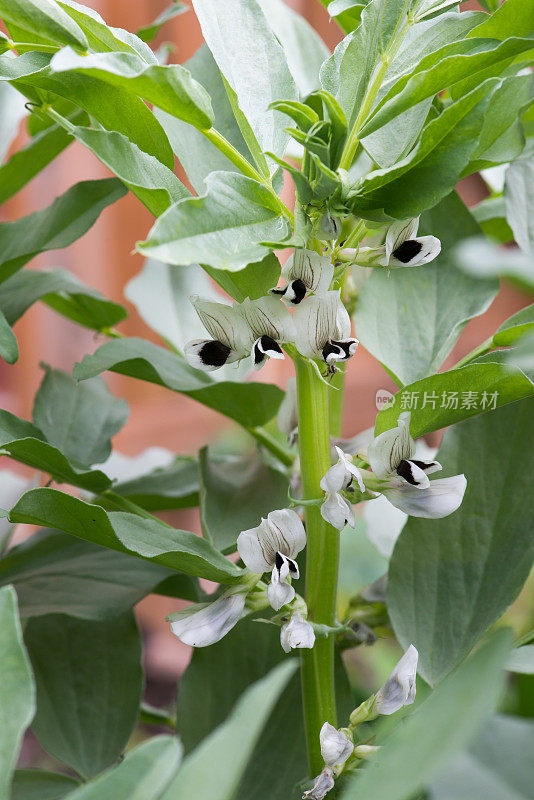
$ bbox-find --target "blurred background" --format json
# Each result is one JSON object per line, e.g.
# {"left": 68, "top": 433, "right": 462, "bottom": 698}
{"left": 1, "top": 0, "right": 532, "bottom": 771}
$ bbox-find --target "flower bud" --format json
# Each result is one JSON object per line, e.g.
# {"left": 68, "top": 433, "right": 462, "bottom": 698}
{"left": 320, "top": 722, "right": 354, "bottom": 767}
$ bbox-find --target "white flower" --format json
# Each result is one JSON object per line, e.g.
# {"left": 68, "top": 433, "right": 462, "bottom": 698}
{"left": 167, "top": 589, "right": 246, "bottom": 647}
{"left": 320, "top": 492, "right": 355, "bottom": 531}
{"left": 320, "top": 722, "right": 354, "bottom": 767}
{"left": 237, "top": 509, "right": 306, "bottom": 611}
{"left": 293, "top": 291, "right": 358, "bottom": 365}
{"left": 302, "top": 767, "right": 335, "bottom": 800}
{"left": 352, "top": 218, "right": 441, "bottom": 269}
{"left": 321, "top": 446, "right": 365, "bottom": 494}
{"left": 270, "top": 249, "right": 333, "bottom": 305}
{"left": 280, "top": 612, "right": 315, "bottom": 653}
{"left": 184, "top": 295, "right": 251, "bottom": 371}
{"left": 277, "top": 377, "right": 298, "bottom": 444}
{"left": 373, "top": 644, "right": 418, "bottom": 715}
{"left": 366, "top": 411, "right": 466, "bottom": 519}
{"left": 238, "top": 295, "right": 296, "bottom": 369}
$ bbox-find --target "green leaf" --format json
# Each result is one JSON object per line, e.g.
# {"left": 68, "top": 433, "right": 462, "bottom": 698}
{"left": 73, "top": 338, "right": 283, "bottom": 428}
{"left": 387, "top": 401, "right": 534, "bottom": 684}
{"left": 0, "top": 52, "right": 174, "bottom": 168}
{"left": 354, "top": 193, "right": 497, "bottom": 385}
{"left": 504, "top": 154, "right": 534, "bottom": 254}
{"left": 136, "top": 2, "right": 187, "bottom": 43}
{"left": 191, "top": 0, "right": 298, "bottom": 171}
{"left": 0, "top": 585, "right": 35, "bottom": 800}
{"left": 155, "top": 45, "right": 254, "bottom": 195}
{"left": 349, "top": 79, "right": 499, "bottom": 219}
{"left": 0, "top": 178, "right": 127, "bottom": 284}
{"left": 374, "top": 361, "right": 534, "bottom": 438}
{"left": 161, "top": 660, "right": 296, "bottom": 800}
{"left": 33, "top": 366, "right": 128, "bottom": 468}
{"left": 0, "top": 267, "right": 127, "bottom": 331}
{"left": 50, "top": 48, "right": 214, "bottom": 130}
{"left": 507, "top": 646, "right": 534, "bottom": 675}
{"left": 113, "top": 456, "right": 200, "bottom": 512}
{"left": 24, "top": 611, "right": 142, "bottom": 779}
{"left": 177, "top": 617, "right": 352, "bottom": 799}
{"left": 0, "top": 0, "right": 88, "bottom": 50}
{"left": 492, "top": 304, "right": 534, "bottom": 347}
{"left": 0, "top": 530, "right": 191, "bottom": 621}
{"left": 199, "top": 448, "right": 289, "bottom": 553}
{"left": 9, "top": 488, "right": 245, "bottom": 584}
{"left": 453, "top": 235, "right": 534, "bottom": 294}
{"left": 203, "top": 253, "right": 282, "bottom": 303}
{"left": 0, "top": 470, "right": 32, "bottom": 555}
{"left": 137, "top": 172, "right": 289, "bottom": 270}
{"left": 471, "top": 195, "right": 514, "bottom": 244}
{"left": 0, "top": 308, "right": 18, "bottom": 364}
{"left": 360, "top": 36, "right": 534, "bottom": 138}
{"left": 11, "top": 770, "right": 80, "bottom": 800}
{"left": 468, "top": 0, "right": 534, "bottom": 40}
{"left": 61, "top": 736, "right": 181, "bottom": 800}
{"left": 341, "top": 630, "right": 511, "bottom": 800}
{"left": 431, "top": 714, "right": 534, "bottom": 800}
{"left": 0, "top": 409, "right": 113, "bottom": 492}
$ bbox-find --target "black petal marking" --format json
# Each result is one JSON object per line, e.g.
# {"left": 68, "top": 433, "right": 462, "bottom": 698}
{"left": 253, "top": 341, "right": 267, "bottom": 366}
{"left": 410, "top": 458, "right": 437, "bottom": 472}
{"left": 287, "top": 557, "right": 298, "bottom": 575}
{"left": 260, "top": 335, "right": 283, "bottom": 356}
{"left": 288, "top": 278, "right": 307, "bottom": 305}
{"left": 392, "top": 239, "right": 423, "bottom": 264}
{"left": 322, "top": 342, "right": 344, "bottom": 363}
{"left": 275, "top": 551, "right": 285, "bottom": 570}
{"left": 199, "top": 340, "right": 231, "bottom": 367}
{"left": 270, "top": 286, "right": 287, "bottom": 297}
{"left": 396, "top": 459, "right": 420, "bottom": 486}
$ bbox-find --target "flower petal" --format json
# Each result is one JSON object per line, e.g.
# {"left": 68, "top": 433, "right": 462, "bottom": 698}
{"left": 169, "top": 592, "right": 246, "bottom": 647}
{"left": 287, "top": 249, "right": 334, "bottom": 295}
{"left": 389, "top": 235, "right": 441, "bottom": 267}
{"left": 294, "top": 291, "right": 349, "bottom": 359}
{"left": 280, "top": 612, "right": 315, "bottom": 653}
{"left": 184, "top": 339, "right": 234, "bottom": 372}
{"left": 251, "top": 335, "right": 285, "bottom": 370}
{"left": 237, "top": 509, "right": 306, "bottom": 572}
{"left": 382, "top": 474, "right": 467, "bottom": 518}
{"left": 239, "top": 295, "right": 296, "bottom": 343}
{"left": 237, "top": 518, "right": 275, "bottom": 573}
{"left": 320, "top": 492, "right": 355, "bottom": 531}
{"left": 266, "top": 509, "right": 307, "bottom": 559}
{"left": 373, "top": 644, "right": 418, "bottom": 715}
{"left": 385, "top": 218, "right": 419, "bottom": 262}
{"left": 267, "top": 576, "right": 295, "bottom": 611}
{"left": 190, "top": 295, "right": 251, "bottom": 353}
{"left": 320, "top": 722, "right": 354, "bottom": 767}
{"left": 302, "top": 767, "right": 335, "bottom": 800}
{"left": 367, "top": 411, "right": 415, "bottom": 479}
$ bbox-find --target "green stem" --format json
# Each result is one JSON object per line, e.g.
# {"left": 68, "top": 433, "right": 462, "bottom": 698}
{"left": 328, "top": 366, "right": 345, "bottom": 437}
{"left": 295, "top": 356, "right": 339, "bottom": 775}
{"left": 452, "top": 336, "right": 494, "bottom": 369}
{"left": 246, "top": 425, "right": 295, "bottom": 467}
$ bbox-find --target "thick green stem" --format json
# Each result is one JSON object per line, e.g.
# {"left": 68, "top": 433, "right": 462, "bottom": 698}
{"left": 296, "top": 356, "right": 339, "bottom": 775}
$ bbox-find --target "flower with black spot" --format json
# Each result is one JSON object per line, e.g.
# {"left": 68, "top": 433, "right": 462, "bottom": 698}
{"left": 184, "top": 295, "right": 252, "bottom": 371}
{"left": 270, "top": 248, "right": 333, "bottom": 306}
{"left": 341, "top": 217, "right": 441, "bottom": 269}
{"left": 238, "top": 295, "right": 296, "bottom": 370}
{"left": 293, "top": 290, "right": 358, "bottom": 368}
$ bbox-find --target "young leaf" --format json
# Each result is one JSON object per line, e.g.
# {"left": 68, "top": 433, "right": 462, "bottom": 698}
{"left": 0, "top": 308, "right": 18, "bottom": 364}
{"left": 387, "top": 401, "right": 534, "bottom": 684}
{"left": 0, "top": 268, "right": 127, "bottom": 332}
{"left": 9, "top": 488, "right": 245, "bottom": 584}
{"left": 504, "top": 155, "right": 534, "bottom": 255}
{"left": 492, "top": 305, "right": 534, "bottom": 347}
{"left": 11, "top": 770, "right": 80, "bottom": 800}
{"left": 24, "top": 611, "right": 142, "bottom": 779}
{"left": 191, "top": 0, "right": 298, "bottom": 173}
{"left": 342, "top": 630, "right": 511, "bottom": 799}
{"left": 137, "top": 172, "right": 290, "bottom": 270}
{"left": 468, "top": 0, "right": 534, "bottom": 40}
{"left": 0, "top": 0, "right": 88, "bottom": 50}
{"left": 160, "top": 660, "right": 297, "bottom": 800}
{"left": 0, "top": 178, "right": 127, "bottom": 284}
{"left": 136, "top": 1, "right": 187, "bottom": 43}
{"left": 59, "top": 736, "right": 182, "bottom": 800}
{"left": 0, "top": 530, "right": 192, "bottom": 621}
{"left": 0, "top": 585, "right": 35, "bottom": 800}
{"left": 32, "top": 366, "right": 128, "bottom": 468}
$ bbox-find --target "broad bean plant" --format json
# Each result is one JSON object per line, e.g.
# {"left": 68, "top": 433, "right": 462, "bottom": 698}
{"left": 0, "top": 0, "right": 533, "bottom": 798}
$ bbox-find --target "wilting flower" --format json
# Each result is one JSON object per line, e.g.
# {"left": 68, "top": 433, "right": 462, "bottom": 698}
{"left": 280, "top": 612, "right": 315, "bottom": 653}
{"left": 320, "top": 723, "right": 354, "bottom": 767}
{"left": 184, "top": 295, "right": 251, "bottom": 371}
{"left": 373, "top": 644, "right": 418, "bottom": 715}
{"left": 277, "top": 377, "right": 298, "bottom": 444}
{"left": 238, "top": 295, "right": 296, "bottom": 369}
{"left": 294, "top": 291, "right": 358, "bottom": 366}
{"left": 167, "top": 588, "right": 246, "bottom": 647}
{"left": 270, "top": 249, "right": 333, "bottom": 305}
{"left": 321, "top": 491, "right": 355, "bottom": 531}
{"left": 366, "top": 411, "right": 466, "bottom": 518}
{"left": 321, "top": 446, "right": 365, "bottom": 494}
{"left": 237, "top": 509, "right": 306, "bottom": 611}
{"left": 302, "top": 767, "right": 335, "bottom": 800}
{"left": 344, "top": 217, "right": 441, "bottom": 269}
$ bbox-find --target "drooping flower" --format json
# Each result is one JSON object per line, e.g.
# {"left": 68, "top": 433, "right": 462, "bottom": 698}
{"left": 270, "top": 249, "right": 333, "bottom": 305}
{"left": 366, "top": 411, "right": 466, "bottom": 518}
{"left": 302, "top": 767, "right": 335, "bottom": 800}
{"left": 237, "top": 509, "right": 306, "bottom": 611}
{"left": 373, "top": 644, "right": 418, "bottom": 715}
{"left": 321, "top": 446, "right": 365, "bottom": 494}
{"left": 280, "top": 612, "right": 315, "bottom": 653}
{"left": 320, "top": 491, "right": 355, "bottom": 531}
{"left": 167, "top": 589, "right": 246, "bottom": 647}
{"left": 320, "top": 723, "right": 354, "bottom": 767}
{"left": 294, "top": 291, "right": 358, "bottom": 367}
{"left": 277, "top": 377, "right": 298, "bottom": 445}
{"left": 238, "top": 295, "right": 296, "bottom": 369}
{"left": 184, "top": 295, "right": 251, "bottom": 371}
{"left": 343, "top": 218, "right": 441, "bottom": 269}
